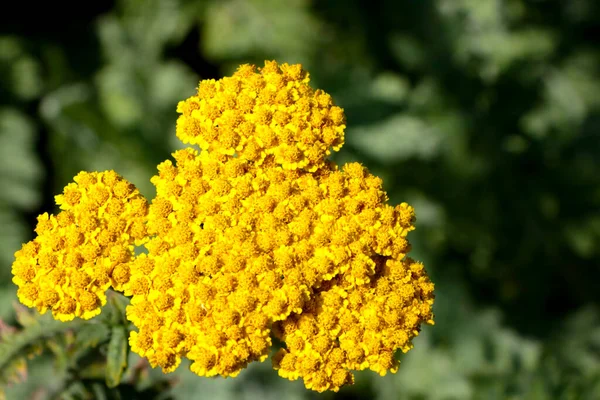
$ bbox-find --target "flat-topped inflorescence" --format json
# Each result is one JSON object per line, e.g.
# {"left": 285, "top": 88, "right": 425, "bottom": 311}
{"left": 11, "top": 61, "right": 434, "bottom": 393}
{"left": 176, "top": 61, "right": 346, "bottom": 172}
{"left": 12, "top": 171, "right": 148, "bottom": 321}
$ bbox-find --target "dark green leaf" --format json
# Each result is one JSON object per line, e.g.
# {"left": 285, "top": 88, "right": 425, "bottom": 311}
{"left": 105, "top": 326, "right": 128, "bottom": 388}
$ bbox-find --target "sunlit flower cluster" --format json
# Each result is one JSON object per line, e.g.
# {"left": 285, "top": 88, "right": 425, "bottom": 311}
{"left": 176, "top": 61, "right": 345, "bottom": 172}
{"left": 12, "top": 171, "right": 148, "bottom": 321}
{"left": 12, "top": 61, "right": 434, "bottom": 393}
{"left": 272, "top": 256, "right": 434, "bottom": 391}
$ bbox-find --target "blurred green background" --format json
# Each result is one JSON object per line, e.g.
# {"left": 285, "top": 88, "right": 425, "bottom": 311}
{"left": 1, "top": 0, "right": 599, "bottom": 399}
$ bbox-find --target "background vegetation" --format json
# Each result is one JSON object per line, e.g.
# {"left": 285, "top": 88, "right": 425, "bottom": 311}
{"left": 1, "top": 0, "right": 599, "bottom": 399}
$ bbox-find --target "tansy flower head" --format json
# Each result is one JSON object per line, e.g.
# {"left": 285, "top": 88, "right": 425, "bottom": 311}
{"left": 272, "top": 257, "right": 434, "bottom": 392}
{"left": 125, "top": 143, "right": 432, "bottom": 388}
{"left": 11, "top": 61, "right": 434, "bottom": 393}
{"left": 176, "top": 61, "right": 346, "bottom": 172}
{"left": 12, "top": 171, "right": 148, "bottom": 321}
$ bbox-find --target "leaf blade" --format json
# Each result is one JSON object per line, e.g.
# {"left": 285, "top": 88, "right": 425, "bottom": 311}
{"left": 105, "top": 326, "right": 128, "bottom": 388}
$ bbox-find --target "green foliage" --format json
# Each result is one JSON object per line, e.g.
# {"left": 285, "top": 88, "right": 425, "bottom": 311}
{"left": 0, "top": 307, "right": 81, "bottom": 399}
{"left": 0, "top": 107, "right": 43, "bottom": 319}
{"left": 1, "top": 295, "right": 172, "bottom": 399}
{"left": 1, "top": 0, "right": 599, "bottom": 398}
{"left": 105, "top": 327, "right": 128, "bottom": 388}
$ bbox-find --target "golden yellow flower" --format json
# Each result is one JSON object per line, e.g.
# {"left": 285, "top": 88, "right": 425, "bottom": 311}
{"left": 12, "top": 171, "right": 148, "bottom": 321}
{"left": 176, "top": 61, "right": 345, "bottom": 172}
{"left": 11, "top": 61, "right": 434, "bottom": 393}
{"left": 272, "top": 257, "right": 434, "bottom": 392}
{"left": 124, "top": 143, "right": 431, "bottom": 388}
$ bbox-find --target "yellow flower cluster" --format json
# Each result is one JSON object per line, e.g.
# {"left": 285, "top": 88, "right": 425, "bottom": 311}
{"left": 176, "top": 61, "right": 345, "bottom": 172}
{"left": 272, "top": 257, "right": 434, "bottom": 391}
{"left": 11, "top": 61, "right": 434, "bottom": 393}
{"left": 12, "top": 171, "right": 148, "bottom": 321}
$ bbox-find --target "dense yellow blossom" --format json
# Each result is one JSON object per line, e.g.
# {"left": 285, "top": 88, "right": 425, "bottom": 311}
{"left": 176, "top": 61, "right": 345, "bottom": 172}
{"left": 123, "top": 141, "right": 432, "bottom": 389}
{"left": 11, "top": 61, "right": 434, "bottom": 393}
{"left": 272, "top": 257, "right": 434, "bottom": 392}
{"left": 12, "top": 171, "right": 148, "bottom": 321}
